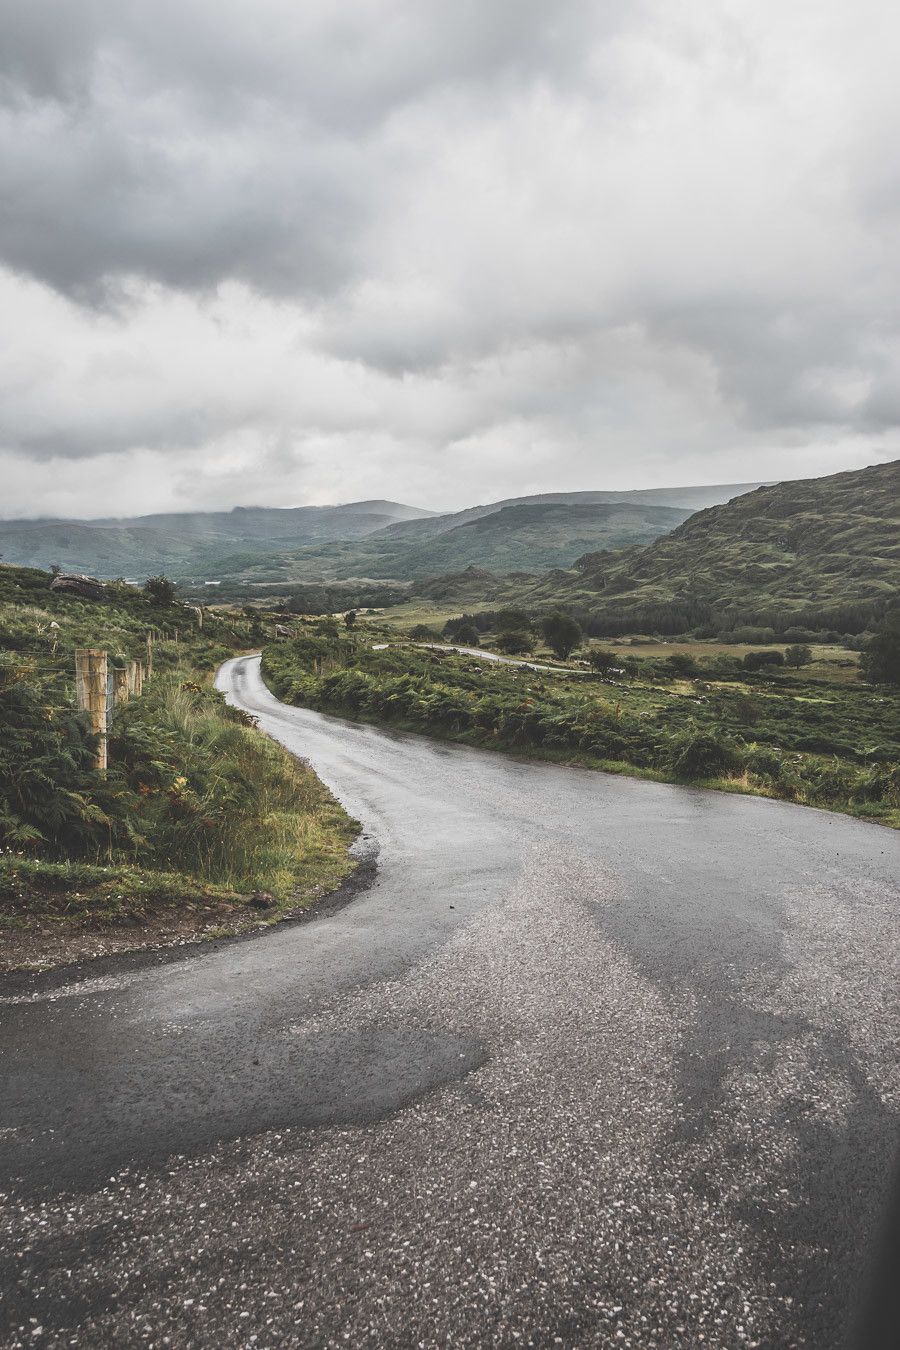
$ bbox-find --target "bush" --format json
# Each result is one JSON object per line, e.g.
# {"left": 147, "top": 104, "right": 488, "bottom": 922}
{"left": 0, "top": 661, "right": 103, "bottom": 854}
{"left": 744, "top": 650, "right": 785, "bottom": 671}
{"left": 409, "top": 624, "right": 437, "bottom": 640}
{"left": 494, "top": 609, "right": 533, "bottom": 633}
{"left": 495, "top": 630, "right": 532, "bottom": 655}
{"left": 671, "top": 731, "right": 743, "bottom": 780}
{"left": 144, "top": 575, "right": 176, "bottom": 606}
{"left": 746, "top": 747, "right": 784, "bottom": 780}
{"left": 784, "top": 644, "right": 813, "bottom": 668}
{"left": 589, "top": 649, "right": 619, "bottom": 674}
{"left": 859, "top": 611, "right": 900, "bottom": 685}
{"left": 667, "top": 652, "right": 700, "bottom": 677}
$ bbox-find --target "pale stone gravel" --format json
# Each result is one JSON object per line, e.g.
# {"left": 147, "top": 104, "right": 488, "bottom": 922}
{"left": 0, "top": 847, "right": 841, "bottom": 1349}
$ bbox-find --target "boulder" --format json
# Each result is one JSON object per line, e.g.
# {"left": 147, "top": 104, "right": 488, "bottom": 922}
{"left": 49, "top": 573, "right": 109, "bottom": 601}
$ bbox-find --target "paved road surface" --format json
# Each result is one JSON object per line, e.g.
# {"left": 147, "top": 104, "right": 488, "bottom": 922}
{"left": 1, "top": 654, "right": 898, "bottom": 1348}
{"left": 417, "top": 642, "right": 592, "bottom": 674}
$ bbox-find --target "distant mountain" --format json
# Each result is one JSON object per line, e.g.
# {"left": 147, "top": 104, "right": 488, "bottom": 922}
{"left": 89, "top": 500, "right": 434, "bottom": 541}
{"left": 0, "top": 501, "right": 435, "bottom": 578}
{"left": 0, "top": 481, "right": 766, "bottom": 583}
{"left": 507, "top": 460, "right": 900, "bottom": 621}
{"left": 382, "top": 501, "right": 694, "bottom": 577}
{"left": 374, "top": 483, "right": 767, "bottom": 544}
{"left": 222, "top": 499, "right": 696, "bottom": 583}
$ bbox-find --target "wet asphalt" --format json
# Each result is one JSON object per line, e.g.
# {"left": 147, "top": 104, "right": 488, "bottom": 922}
{"left": 0, "top": 653, "right": 898, "bottom": 1348}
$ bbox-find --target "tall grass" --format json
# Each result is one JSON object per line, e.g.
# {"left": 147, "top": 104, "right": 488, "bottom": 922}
{"left": 109, "top": 680, "right": 357, "bottom": 897}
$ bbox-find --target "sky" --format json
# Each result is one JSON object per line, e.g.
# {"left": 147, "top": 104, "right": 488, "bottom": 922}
{"left": 0, "top": 0, "right": 897, "bottom": 519}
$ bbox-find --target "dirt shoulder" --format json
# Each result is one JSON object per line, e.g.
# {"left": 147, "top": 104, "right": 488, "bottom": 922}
{"left": 0, "top": 846, "right": 368, "bottom": 975}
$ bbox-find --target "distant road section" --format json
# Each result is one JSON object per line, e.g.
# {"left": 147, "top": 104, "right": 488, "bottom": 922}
{"left": 0, "top": 653, "right": 897, "bottom": 1349}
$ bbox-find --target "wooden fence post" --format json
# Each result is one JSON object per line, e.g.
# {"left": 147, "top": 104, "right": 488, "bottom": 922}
{"left": 75, "top": 648, "right": 108, "bottom": 771}
{"left": 146, "top": 632, "right": 154, "bottom": 679}
{"left": 113, "top": 666, "right": 130, "bottom": 705}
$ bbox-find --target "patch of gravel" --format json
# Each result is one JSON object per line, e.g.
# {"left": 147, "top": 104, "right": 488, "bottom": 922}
{"left": 1, "top": 847, "right": 833, "bottom": 1349}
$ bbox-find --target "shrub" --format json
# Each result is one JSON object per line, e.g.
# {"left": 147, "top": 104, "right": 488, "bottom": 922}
{"left": 0, "top": 661, "right": 104, "bottom": 854}
{"left": 144, "top": 575, "right": 176, "bottom": 606}
{"left": 744, "top": 650, "right": 785, "bottom": 671}
{"left": 495, "top": 609, "right": 532, "bottom": 633}
{"left": 495, "top": 630, "right": 532, "bottom": 655}
{"left": 452, "top": 622, "right": 480, "bottom": 646}
{"left": 784, "top": 644, "right": 813, "bottom": 668}
{"left": 859, "top": 611, "right": 900, "bottom": 685}
{"left": 667, "top": 652, "right": 700, "bottom": 677}
{"left": 589, "top": 649, "right": 619, "bottom": 674}
{"left": 746, "top": 747, "right": 783, "bottom": 780}
{"left": 671, "top": 731, "right": 743, "bottom": 780}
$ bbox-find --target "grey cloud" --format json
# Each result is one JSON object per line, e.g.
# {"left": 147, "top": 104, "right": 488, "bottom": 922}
{"left": 0, "top": 0, "right": 599, "bottom": 299}
{"left": 0, "top": 0, "right": 897, "bottom": 517}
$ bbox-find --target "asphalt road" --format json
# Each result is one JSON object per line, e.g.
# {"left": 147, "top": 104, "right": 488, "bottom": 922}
{"left": 1, "top": 653, "right": 898, "bottom": 1348}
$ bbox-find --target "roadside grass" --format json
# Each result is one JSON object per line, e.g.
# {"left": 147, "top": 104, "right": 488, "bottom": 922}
{"left": 262, "top": 625, "right": 899, "bottom": 828}
{"left": 361, "top": 600, "right": 495, "bottom": 630}
{"left": 0, "top": 565, "right": 360, "bottom": 951}
{"left": 0, "top": 857, "right": 241, "bottom": 926}
{"left": 114, "top": 679, "right": 358, "bottom": 898}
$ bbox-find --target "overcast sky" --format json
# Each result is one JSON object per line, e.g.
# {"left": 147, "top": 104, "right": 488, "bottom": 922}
{"left": 0, "top": 0, "right": 897, "bottom": 518}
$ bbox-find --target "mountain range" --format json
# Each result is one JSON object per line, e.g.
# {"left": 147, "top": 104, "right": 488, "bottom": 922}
{"left": 473, "top": 460, "right": 900, "bottom": 624}
{"left": 0, "top": 483, "right": 764, "bottom": 582}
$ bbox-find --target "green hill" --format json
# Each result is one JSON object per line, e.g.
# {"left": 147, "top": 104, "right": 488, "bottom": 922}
{"left": 0, "top": 485, "right": 762, "bottom": 583}
{"left": 374, "top": 482, "right": 766, "bottom": 544}
{"left": 225, "top": 499, "right": 696, "bottom": 583}
{"left": 504, "top": 460, "right": 899, "bottom": 631}
{"left": 0, "top": 501, "right": 434, "bottom": 580}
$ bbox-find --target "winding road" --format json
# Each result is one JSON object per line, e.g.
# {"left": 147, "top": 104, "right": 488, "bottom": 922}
{"left": 1, "top": 653, "right": 898, "bottom": 1348}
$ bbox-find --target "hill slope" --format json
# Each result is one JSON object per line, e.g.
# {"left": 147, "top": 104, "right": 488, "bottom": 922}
{"left": 0, "top": 501, "right": 434, "bottom": 578}
{"left": 375, "top": 483, "right": 766, "bottom": 544}
{"left": 227, "top": 499, "right": 695, "bottom": 582}
{"left": 510, "top": 460, "right": 899, "bottom": 625}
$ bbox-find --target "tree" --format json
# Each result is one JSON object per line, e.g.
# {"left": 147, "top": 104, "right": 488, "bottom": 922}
{"left": 859, "top": 611, "right": 900, "bottom": 686}
{"left": 344, "top": 610, "right": 357, "bottom": 629}
{"left": 144, "top": 575, "right": 176, "bottom": 606}
{"left": 784, "top": 644, "right": 813, "bottom": 668}
{"left": 452, "top": 622, "right": 480, "bottom": 646}
{"left": 541, "top": 611, "right": 582, "bottom": 660}
{"left": 589, "top": 649, "right": 618, "bottom": 674}
{"left": 495, "top": 630, "right": 532, "bottom": 655}
{"left": 743, "top": 649, "right": 784, "bottom": 672}
{"left": 667, "top": 652, "right": 699, "bottom": 677}
{"left": 495, "top": 608, "right": 532, "bottom": 633}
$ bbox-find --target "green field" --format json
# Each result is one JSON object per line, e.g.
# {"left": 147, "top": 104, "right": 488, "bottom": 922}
{"left": 262, "top": 620, "right": 899, "bottom": 827}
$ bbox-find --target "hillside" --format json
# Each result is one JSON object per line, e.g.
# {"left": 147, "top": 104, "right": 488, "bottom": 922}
{"left": 0, "top": 501, "right": 434, "bottom": 579}
{"left": 0, "top": 563, "right": 357, "bottom": 966}
{"left": 246, "top": 499, "right": 695, "bottom": 583}
{"left": 373, "top": 482, "right": 766, "bottom": 544}
{"left": 0, "top": 484, "right": 762, "bottom": 583}
{"left": 506, "top": 460, "right": 900, "bottom": 629}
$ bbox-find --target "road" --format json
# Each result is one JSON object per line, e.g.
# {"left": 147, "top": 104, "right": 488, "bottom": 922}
{"left": 417, "top": 641, "right": 593, "bottom": 674}
{"left": 1, "top": 653, "right": 898, "bottom": 1348}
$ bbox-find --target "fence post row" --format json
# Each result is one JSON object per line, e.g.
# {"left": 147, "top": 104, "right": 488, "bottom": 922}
{"left": 75, "top": 648, "right": 108, "bottom": 772}
{"left": 75, "top": 648, "right": 151, "bottom": 771}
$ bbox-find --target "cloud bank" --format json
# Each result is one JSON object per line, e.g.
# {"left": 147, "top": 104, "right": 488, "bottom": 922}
{"left": 0, "top": 0, "right": 896, "bottom": 516}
